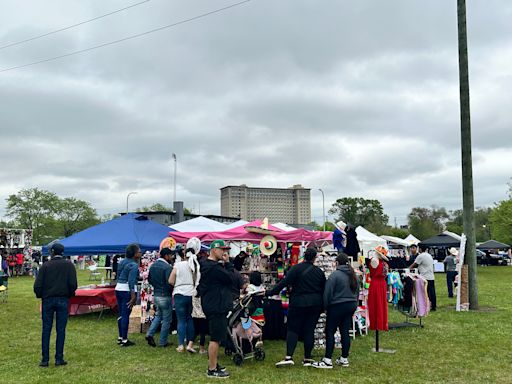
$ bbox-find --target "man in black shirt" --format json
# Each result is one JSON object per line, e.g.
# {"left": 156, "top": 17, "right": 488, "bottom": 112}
{"left": 34, "top": 242, "right": 77, "bottom": 368}
{"left": 197, "top": 240, "right": 236, "bottom": 379}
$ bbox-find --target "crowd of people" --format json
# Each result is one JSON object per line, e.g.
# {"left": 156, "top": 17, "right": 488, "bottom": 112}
{"left": 31, "top": 238, "right": 453, "bottom": 379}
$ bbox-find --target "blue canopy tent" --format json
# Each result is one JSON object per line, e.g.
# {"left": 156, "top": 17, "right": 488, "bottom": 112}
{"left": 42, "top": 213, "right": 175, "bottom": 255}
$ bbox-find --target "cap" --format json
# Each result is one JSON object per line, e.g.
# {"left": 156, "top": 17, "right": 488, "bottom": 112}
{"left": 210, "top": 239, "right": 231, "bottom": 250}
{"left": 49, "top": 242, "right": 65, "bottom": 256}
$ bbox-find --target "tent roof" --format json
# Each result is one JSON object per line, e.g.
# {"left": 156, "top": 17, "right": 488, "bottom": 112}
{"left": 419, "top": 231, "right": 461, "bottom": 248}
{"left": 42, "top": 213, "right": 173, "bottom": 255}
{"left": 380, "top": 235, "right": 411, "bottom": 247}
{"left": 355, "top": 226, "right": 386, "bottom": 243}
{"left": 223, "top": 220, "right": 249, "bottom": 230}
{"left": 272, "top": 223, "right": 297, "bottom": 232}
{"left": 405, "top": 234, "right": 421, "bottom": 244}
{"left": 477, "top": 240, "right": 510, "bottom": 250}
{"left": 170, "top": 216, "right": 227, "bottom": 232}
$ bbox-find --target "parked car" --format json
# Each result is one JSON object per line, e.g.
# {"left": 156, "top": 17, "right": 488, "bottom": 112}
{"left": 476, "top": 250, "right": 509, "bottom": 266}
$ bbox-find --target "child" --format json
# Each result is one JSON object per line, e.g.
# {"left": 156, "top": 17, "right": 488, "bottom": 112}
{"left": 247, "top": 271, "right": 265, "bottom": 325}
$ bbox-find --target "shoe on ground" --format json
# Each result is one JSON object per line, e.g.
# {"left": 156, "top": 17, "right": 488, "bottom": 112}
{"left": 145, "top": 335, "right": 156, "bottom": 347}
{"left": 335, "top": 357, "right": 349, "bottom": 367}
{"left": 176, "top": 346, "right": 185, "bottom": 353}
{"left": 117, "top": 338, "right": 123, "bottom": 345}
{"left": 302, "top": 358, "right": 315, "bottom": 367}
{"left": 199, "top": 349, "right": 208, "bottom": 355}
{"left": 186, "top": 347, "right": 197, "bottom": 354}
{"left": 312, "top": 358, "right": 333, "bottom": 369}
{"left": 55, "top": 360, "right": 68, "bottom": 366}
{"left": 275, "top": 357, "right": 294, "bottom": 367}
{"left": 216, "top": 363, "right": 226, "bottom": 372}
{"left": 207, "top": 367, "right": 230, "bottom": 379}
{"left": 39, "top": 361, "right": 49, "bottom": 368}
{"left": 120, "top": 340, "right": 135, "bottom": 347}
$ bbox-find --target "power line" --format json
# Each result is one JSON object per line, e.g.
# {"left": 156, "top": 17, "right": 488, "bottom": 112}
{"left": 0, "top": 0, "right": 251, "bottom": 74}
{"left": 0, "top": 0, "right": 151, "bottom": 51}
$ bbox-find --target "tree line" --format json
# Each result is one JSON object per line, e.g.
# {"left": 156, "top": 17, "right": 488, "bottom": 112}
{"left": 3, "top": 184, "right": 512, "bottom": 245}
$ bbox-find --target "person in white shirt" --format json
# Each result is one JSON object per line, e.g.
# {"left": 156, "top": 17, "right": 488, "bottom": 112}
{"left": 410, "top": 244, "right": 436, "bottom": 311}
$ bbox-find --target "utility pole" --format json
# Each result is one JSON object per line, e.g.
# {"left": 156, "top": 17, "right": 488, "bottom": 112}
{"left": 172, "top": 153, "right": 177, "bottom": 203}
{"left": 457, "top": 0, "right": 478, "bottom": 309}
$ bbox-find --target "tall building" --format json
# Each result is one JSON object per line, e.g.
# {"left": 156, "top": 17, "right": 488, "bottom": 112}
{"left": 220, "top": 184, "right": 311, "bottom": 225}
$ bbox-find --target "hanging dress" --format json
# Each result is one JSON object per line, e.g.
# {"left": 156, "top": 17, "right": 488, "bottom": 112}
{"left": 368, "top": 259, "right": 389, "bottom": 331}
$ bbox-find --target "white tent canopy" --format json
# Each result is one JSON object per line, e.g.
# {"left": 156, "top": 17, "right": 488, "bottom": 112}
{"left": 223, "top": 220, "right": 249, "bottom": 230}
{"left": 356, "top": 226, "right": 387, "bottom": 257}
{"left": 272, "top": 222, "right": 297, "bottom": 232}
{"left": 381, "top": 235, "right": 411, "bottom": 248}
{"left": 405, "top": 234, "right": 421, "bottom": 245}
{"left": 169, "top": 216, "right": 227, "bottom": 232}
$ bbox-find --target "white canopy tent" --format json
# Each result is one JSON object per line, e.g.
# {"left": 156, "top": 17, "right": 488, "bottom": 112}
{"left": 405, "top": 234, "right": 421, "bottom": 245}
{"left": 169, "top": 216, "right": 228, "bottom": 232}
{"left": 356, "top": 226, "right": 387, "bottom": 257}
{"left": 223, "top": 220, "right": 249, "bottom": 230}
{"left": 381, "top": 235, "right": 411, "bottom": 248}
{"left": 272, "top": 222, "right": 297, "bottom": 232}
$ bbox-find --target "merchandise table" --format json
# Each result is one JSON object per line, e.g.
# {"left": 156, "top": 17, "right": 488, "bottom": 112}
{"left": 69, "top": 287, "right": 117, "bottom": 318}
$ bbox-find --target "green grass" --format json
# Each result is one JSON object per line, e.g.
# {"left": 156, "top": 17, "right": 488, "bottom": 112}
{"left": 1, "top": 267, "right": 512, "bottom": 384}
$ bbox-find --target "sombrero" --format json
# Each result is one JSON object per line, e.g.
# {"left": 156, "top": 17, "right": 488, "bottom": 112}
{"left": 186, "top": 237, "right": 201, "bottom": 255}
{"left": 260, "top": 235, "right": 277, "bottom": 256}
{"left": 374, "top": 245, "right": 389, "bottom": 261}
{"left": 159, "top": 237, "right": 177, "bottom": 251}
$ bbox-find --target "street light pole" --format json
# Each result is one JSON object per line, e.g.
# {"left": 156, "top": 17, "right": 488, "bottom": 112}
{"left": 318, "top": 189, "right": 325, "bottom": 231}
{"left": 126, "top": 191, "right": 137, "bottom": 213}
{"left": 172, "top": 153, "right": 177, "bottom": 203}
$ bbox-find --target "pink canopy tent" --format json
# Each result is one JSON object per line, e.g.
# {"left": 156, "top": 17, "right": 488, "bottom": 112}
{"left": 168, "top": 219, "right": 332, "bottom": 244}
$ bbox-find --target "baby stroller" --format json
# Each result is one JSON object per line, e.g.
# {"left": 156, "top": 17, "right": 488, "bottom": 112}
{"left": 224, "top": 292, "right": 265, "bottom": 366}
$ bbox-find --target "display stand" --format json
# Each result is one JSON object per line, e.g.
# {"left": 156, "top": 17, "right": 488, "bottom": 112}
{"left": 372, "top": 330, "right": 396, "bottom": 354}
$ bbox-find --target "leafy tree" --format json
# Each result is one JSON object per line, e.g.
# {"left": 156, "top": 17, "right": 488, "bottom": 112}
{"left": 307, "top": 221, "right": 336, "bottom": 231}
{"left": 379, "top": 226, "right": 409, "bottom": 238}
{"left": 446, "top": 207, "right": 493, "bottom": 242}
{"left": 54, "top": 197, "right": 100, "bottom": 237}
{"left": 136, "top": 203, "right": 172, "bottom": 212}
{"left": 6, "top": 188, "right": 60, "bottom": 244}
{"left": 407, "top": 206, "right": 449, "bottom": 240}
{"left": 328, "top": 197, "right": 389, "bottom": 234}
{"left": 490, "top": 200, "right": 512, "bottom": 245}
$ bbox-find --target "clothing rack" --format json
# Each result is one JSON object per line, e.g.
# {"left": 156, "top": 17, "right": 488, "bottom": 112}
{"left": 388, "top": 268, "right": 425, "bottom": 330}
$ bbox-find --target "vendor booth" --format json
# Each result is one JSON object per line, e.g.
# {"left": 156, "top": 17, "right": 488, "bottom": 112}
{"left": 355, "top": 226, "right": 387, "bottom": 257}
{"left": 381, "top": 235, "right": 411, "bottom": 269}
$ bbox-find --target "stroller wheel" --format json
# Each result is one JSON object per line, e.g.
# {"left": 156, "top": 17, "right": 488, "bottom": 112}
{"left": 233, "top": 353, "right": 244, "bottom": 366}
{"left": 254, "top": 348, "right": 265, "bottom": 361}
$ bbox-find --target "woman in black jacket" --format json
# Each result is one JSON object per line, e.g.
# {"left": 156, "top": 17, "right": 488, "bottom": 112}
{"left": 265, "top": 247, "right": 326, "bottom": 368}
{"left": 313, "top": 252, "right": 359, "bottom": 369}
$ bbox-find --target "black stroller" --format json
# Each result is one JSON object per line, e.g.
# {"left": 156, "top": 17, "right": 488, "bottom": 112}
{"left": 224, "top": 292, "right": 265, "bottom": 366}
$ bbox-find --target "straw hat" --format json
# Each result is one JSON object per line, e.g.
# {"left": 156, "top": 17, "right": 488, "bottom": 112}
{"left": 335, "top": 221, "right": 347, "bottom": 231}
{"left": 260, "top": 235, "right": 277, "bottom": 256}
{"left": 159, "top": 237, "right": 176, "bottom": 251}
{"left": 374, "top": 245, "right": 389, "bottom": 261}
{"left": 449, "top": 247, "right": 459, "bottom": 256}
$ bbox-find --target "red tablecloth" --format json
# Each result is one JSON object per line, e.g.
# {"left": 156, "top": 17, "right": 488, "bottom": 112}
{"left": 69, "top": 287, "right": 117, "bottom": 315}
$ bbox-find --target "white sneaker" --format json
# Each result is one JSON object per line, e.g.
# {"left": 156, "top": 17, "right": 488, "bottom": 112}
{"left": 312, "top": 358, "right": 333, "bottom": 369}
{"left": 275, "top": 357, "right": 294, "bottom": 367}
{"left": 335, "top": 357, "right": 349, "bottom": 367}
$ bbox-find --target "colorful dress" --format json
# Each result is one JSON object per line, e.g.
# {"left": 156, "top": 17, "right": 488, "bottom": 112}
{"left": 368, "top": 259, "right": 389, "bottom": 331}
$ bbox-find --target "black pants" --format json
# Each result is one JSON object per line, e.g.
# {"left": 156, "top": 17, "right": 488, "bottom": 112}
{"left": 194, "top": 318, "right": 209, "bottom": 346}
{"left": 286, "top": 306, "right": 322, "bottom": 359}
{"left": 325, "top": 302, "right": 357, "bottom": 359}
{"left": 446, "top": 271, "right": 458, "bottom": 298}
{"left": 427, "top": 279, "right": 437, "bottom": 311}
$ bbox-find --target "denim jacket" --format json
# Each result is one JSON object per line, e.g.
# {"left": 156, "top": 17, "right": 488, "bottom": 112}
{"left": 116, "top": 258, "right": 139, "bottom": 292}
{"left": 148, "top": 258, "right": 172, "bottom": 297}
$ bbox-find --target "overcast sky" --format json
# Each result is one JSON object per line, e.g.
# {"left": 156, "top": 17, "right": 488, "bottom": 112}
{"left": 0, "top": 0, "right": 511, "bottom": 226}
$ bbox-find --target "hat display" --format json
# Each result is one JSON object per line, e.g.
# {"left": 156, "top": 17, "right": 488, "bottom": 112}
{"left": 260, "top": 235, "right": 277, "bottom": 256}
{"left": 374, "top": 245, "right": 389, "bottom": 261}
{"left": 186, "top": 237, "right": 201, "bottom": 255}
{"left": 449, "top": 247, "right": 459, "bottom": 256}
{"left": 210, "top": 239, "right": 231, "bottom": 250}
{"left": 159, "top": 237, "right": 177, "bottom": 251}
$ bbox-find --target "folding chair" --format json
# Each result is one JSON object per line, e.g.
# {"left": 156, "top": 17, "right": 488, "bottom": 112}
{"left": 88, "top": 264, "right": 101, "bottom": 281}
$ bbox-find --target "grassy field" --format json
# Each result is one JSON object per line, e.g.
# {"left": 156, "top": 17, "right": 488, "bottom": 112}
{"left": 1, "top": 267, "right": 512, "bottom": 384}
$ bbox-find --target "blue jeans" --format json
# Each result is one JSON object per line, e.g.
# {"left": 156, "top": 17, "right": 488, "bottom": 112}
{"left": 174, "top": 294, "right": 194, "bottom": 346}
{"left": 115, "top": 290, "right": 132, "bottom": 340}
{"left": 41, "top": 297, "right": 69, "bottom": 363}
{"left": 147, "top": 296, "right": 172, "bottom": 346}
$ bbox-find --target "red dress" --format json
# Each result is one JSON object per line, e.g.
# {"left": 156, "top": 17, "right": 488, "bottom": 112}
{"left": 368, "top": 259, "right": 388, "bottom": 331}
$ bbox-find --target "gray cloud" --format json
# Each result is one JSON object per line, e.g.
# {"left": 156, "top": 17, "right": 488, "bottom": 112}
{"left": 0, "top": 0, "right": 511, "bottom": 229}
